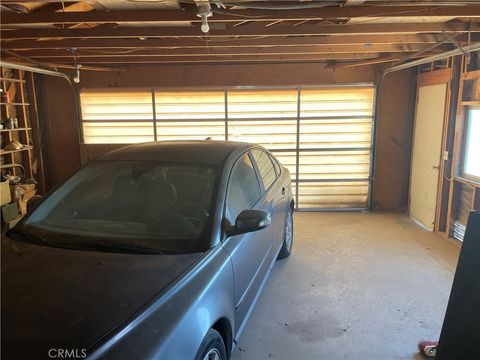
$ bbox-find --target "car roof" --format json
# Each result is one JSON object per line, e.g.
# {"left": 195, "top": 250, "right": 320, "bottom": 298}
{"left": 97, "top": 140, "right": 257, "bottom": 165}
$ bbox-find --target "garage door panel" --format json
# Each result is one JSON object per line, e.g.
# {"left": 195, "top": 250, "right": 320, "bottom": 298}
{"left": 155, "top": 91, "right": 225, "bottom": 120}
{"left": 228, "top": 119, "right": 297, "bottom": 150}
{"left": 83, "top": 121, "right": 155, "bottom": 144}
{"left": 228, "top": 90, "right": 297, "bottom": 119}
{"left": 300, "top": 88, "right": 374, "bottom": 101}
{"left": 300, "top": 119, "right": 372, "bottom": 149}
{"left": 298, "top": 181, "right": 369, "bottom": 209}
{"left": 156, "top": 121, "right": 225, "bottom": 141}
{"left": 81, "top": 91, "right": 153, "bottom": 121}
{"left": 80, "top": 86, "right": 374, "bottom": 210}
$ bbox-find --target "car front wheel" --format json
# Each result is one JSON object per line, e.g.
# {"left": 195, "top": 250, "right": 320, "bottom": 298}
{"left": 195, "top": 329, "right": 227, "bottom": 360}
{"left": 277, "top": 209, "right": 293, "bottom": 260}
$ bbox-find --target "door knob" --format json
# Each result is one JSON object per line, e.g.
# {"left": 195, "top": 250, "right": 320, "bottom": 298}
{"left": 432, "top": 165, "right": 440, "bottom": 170}
{"left": 282, "top": 187, "right": 286, "bottom": 195}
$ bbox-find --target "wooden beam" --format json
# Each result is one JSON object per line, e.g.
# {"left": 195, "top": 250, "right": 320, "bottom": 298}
{"left": 2, "top": 6, "right": 480, "bottom": 26}
{"left": 15, "top": 44, "right": 452, "bottom": 59}
{"left": 1, "top": 0, "right": 79, "bottom": 3}
{"left": 3, "top": 34, "right": 478, "bottom": 51}
{"left": 1, "top": 53, "right": 387, "bottom": 65}
{"left": 2, "top": 22, "right": 477, "bottom": 41}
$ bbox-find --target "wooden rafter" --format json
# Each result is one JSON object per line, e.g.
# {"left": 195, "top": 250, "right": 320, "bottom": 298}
{"left": 2, "top": 22, "right": 478, "bottom": 41}
{"left": 2, "top": 6, "right": 480, "bottom": 26}
{"left": 3, "top": 50, "right": 449, "bottom": 65}
{"left": 12, "top": 44, "right": 453, "bottom": 59}
{"left": 2, "top": 34, "right": 478, "bottom": 52}
{"left": 1, "top": 52, "right": 387, "bottom": 63}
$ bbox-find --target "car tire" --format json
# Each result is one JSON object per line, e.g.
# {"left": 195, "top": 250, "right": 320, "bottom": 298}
{"left": 195, "top": 328, "right": 227, "bottom": 360}
{"left": 277, "top": 209, "right": 293, "bottom": 260}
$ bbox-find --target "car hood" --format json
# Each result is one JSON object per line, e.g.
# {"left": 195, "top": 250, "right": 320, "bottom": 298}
{"left": 1, "top": 238, "right": 202, "bottom": 360}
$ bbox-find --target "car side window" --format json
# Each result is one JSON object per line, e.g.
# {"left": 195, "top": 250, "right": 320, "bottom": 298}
{"left": 270, "top": 154, "right": 281, "bottom": 177}
{"left": 251, "top": 149, "right": 277, "bottom": 190}
{"left": 225, "top": 153, "right": 262, "bottom": 223}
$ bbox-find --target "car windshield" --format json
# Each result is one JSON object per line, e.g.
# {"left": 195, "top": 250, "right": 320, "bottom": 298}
{"left": 13, "top": 160, "right": 219, "bottom": 254}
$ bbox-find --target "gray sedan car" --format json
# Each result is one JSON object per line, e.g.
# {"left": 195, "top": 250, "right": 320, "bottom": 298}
{"left": 2, "top": 140, "right": 294, "bottom": 360}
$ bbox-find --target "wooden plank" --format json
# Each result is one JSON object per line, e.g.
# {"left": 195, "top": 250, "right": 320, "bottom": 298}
{"left": 0, "top": 146, "right": 33, "bottom": 155}
{"left": 16, "top": 44, "right": 452, "bottom": 59}
{"left": 2, "top": 6, "right": 480, "bottom": 26}
{"left": 446, "top": 65, "right": 468, "bottom": 236}
{"left": 16, "top": 69, "right": 33, "bottom": 179}
{"left": 26, "top": 72, "right": 46, "bottom": 194}
{"left": 1, "top": 53, "right": 391, "bottom": 65}
{"left": 333, "top": 56, "right": 403, "bottom": 68}
{"left": 5, "top": 34, "right": 477, "bottom": 51}
{"left": 1, "top": 67, "right": 15, "bottom": 176}
{"left": 0, "top": 77, "right": 26, "bottom": 83}
{"left": 418, "top": 68, "right": 453, "bottom": 87}
{"left": 461, "top": 69, "right": 480, "bottom": 80}
{"left": 436, "top": 70, "right": 453, "bottom": 232}
{"left": 2, "top": 22, "right": 477, "bottom": 40}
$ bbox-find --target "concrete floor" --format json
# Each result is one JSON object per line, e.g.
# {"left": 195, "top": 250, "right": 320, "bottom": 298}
{"left": 231, "top": 212, "right": 461, "bottom": 360}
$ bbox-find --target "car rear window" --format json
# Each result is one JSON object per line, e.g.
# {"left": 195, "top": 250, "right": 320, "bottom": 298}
{"left": 251, "top": 149, "right": 277, "bottom": 190}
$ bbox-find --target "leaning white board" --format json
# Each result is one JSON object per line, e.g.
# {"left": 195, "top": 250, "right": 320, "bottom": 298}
{"left": 409, "top": 83, "right": 447, "bottom": 231}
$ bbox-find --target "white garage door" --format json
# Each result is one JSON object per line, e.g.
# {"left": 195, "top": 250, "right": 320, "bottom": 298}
{"left": 80, "top": 85, "right": 375, "bottom": 210}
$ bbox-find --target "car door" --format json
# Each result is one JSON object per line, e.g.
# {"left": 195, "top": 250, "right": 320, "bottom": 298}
{"left": 250, "top": 149, "right": 286, "bottom": 256}
{"left": 221, "top": 151, "right": 273, "bottom": 334}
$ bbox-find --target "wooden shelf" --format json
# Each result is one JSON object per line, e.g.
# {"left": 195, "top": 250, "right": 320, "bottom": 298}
{"left": 0, "top": 102, "right": 30, "bottom": 106}
{"left": 0, "top": 77, "right": 26, "bottom": 83}
{"left": 0, "top": 146, "right": 32, "bottom": 155}
{"left": 460, "top": 101, "right": 480, "bottom": 106}
{"left": 1, "top": 66, "right": 44, "bottom": 194}
{"left": 0, "top": 163, "right": 24, "bottom": 170}
{"left": 0, "top": 127, "right": 32, "bottom": 133}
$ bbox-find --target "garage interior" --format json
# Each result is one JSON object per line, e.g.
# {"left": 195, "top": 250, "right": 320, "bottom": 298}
{"left": 1, "top": 0, "right": 480, "bottom": 359}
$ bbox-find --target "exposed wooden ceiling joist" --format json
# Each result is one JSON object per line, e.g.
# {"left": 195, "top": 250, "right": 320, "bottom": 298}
{"left": 15, "top": 44, "right": 452, "bottom": 59}
{"left": 2, "top": 6, "right": 480, "bottom": 26}
{"left": 1, "top": 52, "right": 399, "bottom": 64}
{"left": 4, "top": 34, "right": 477, "bottom": 51}
{"left": 2, "top": 22, "right": 478, "bottom": 41}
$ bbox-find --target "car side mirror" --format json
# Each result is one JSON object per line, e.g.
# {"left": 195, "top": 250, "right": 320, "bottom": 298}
{"left": 27, "top": 195, "right": 43, "bottom": 213}
{"left": 225, "top": 209, "right": 271, "bottom": 237}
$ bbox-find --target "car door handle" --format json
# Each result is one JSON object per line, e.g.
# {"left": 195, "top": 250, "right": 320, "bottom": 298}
{"left": 282, "top": 187, "right": 286, "bottom": 195}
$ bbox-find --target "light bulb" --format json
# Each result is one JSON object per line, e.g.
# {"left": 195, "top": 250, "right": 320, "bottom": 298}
{"left": 73, "top": 65, "right": 81, "bottom": 83}
{"left": 201, "top": 16, "right": 209, "bottom": 33}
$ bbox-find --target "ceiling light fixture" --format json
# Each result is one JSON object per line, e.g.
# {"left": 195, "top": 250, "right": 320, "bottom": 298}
{"left": 67, "top": 48, "right": 82, "bottom": 84}
{"left": 196, "top": 2, "right": 212, "bottom": 33}
{"left": 73, "top": 64, "right": 82, "bottom": 84}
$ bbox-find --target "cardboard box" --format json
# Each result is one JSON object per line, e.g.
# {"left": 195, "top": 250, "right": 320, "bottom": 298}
{"left": 18, "top": 189, "right": 37, "bottom": 214}
{"left": 10, "top": 184, "right": 37, "bottom": 214}
{"left": 2, "top": 203, "right": 19, "bottom": 223}
{"left": 1, "top": 181, "right": 11, "bottom": 206}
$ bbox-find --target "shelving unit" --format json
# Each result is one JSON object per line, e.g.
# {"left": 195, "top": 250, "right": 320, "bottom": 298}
{"left": 0, "top": 146, "right": 33, "bottom": 155}
{"left": 0, "top": 128, "right": 31, "bottom": 133}
{"left": 1, "top": 66, "right": 45, "bottom": 194}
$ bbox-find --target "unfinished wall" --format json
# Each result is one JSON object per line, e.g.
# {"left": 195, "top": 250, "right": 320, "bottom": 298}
{"left": 39, "top": 76, "right": 81, "bottom": 190}
{"left": 39, "top": 63, "right": 415, "bottom": 210}
{"left": 375, "top": 68, "right": 416, "bottom": 210}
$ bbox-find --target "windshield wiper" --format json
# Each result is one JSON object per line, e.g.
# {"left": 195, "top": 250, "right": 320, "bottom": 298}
{"left": 7, "top": 228, "right": 50, "bottom": 246}
{"left": 49, "top": 241, "right": 164, "bottom": 255}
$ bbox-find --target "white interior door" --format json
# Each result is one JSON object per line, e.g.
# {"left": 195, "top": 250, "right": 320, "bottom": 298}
{"left": 409, "top": 83, "right": 447, "bottom": 230}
